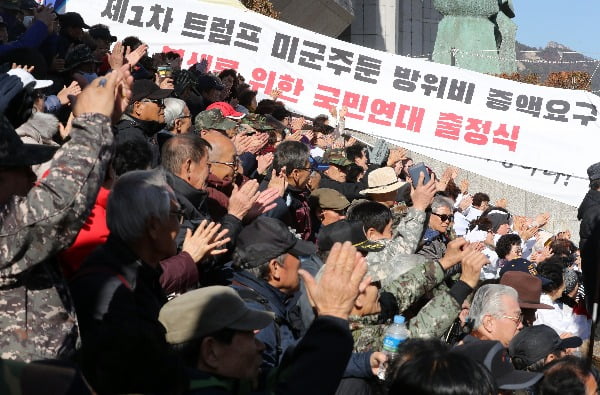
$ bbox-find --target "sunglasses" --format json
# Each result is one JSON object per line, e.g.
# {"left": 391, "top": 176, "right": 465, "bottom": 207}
{"left": 141, "top": 98, "right": 165, "bottom": 107}
{"left": 431, "top": 212, "right": 454, "bottom": 222}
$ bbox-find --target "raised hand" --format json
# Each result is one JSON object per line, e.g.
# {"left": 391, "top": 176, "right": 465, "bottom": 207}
{"left": 182, "top": 220, "right": 230, "bottom": 262}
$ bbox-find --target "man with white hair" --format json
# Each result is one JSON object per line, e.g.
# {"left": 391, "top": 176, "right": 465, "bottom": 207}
{"left": 418, "top": 194, "right": 455, "bottom": 260}
{"left": 69, "top": 170, "right": 183, "bottom": 394}
{"left": 163, "top": 97, "right": 192, "bottom": 135}
{"left": 467, "top": 284, "right": 523, "bottom": 347}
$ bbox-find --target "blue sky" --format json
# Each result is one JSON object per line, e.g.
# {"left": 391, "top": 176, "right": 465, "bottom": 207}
{"left": 514, "top": 0, "right": 600, "bottom": 59}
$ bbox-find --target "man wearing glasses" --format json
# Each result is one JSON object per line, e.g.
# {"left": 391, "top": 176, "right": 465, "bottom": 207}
{"left": 466, "top": 284, "right": 523, "bottom": 348}
{"left": 116, "top": 79, "right": 172, "bottom": 166}
{"left": 418, "top": 195, "right": 455, "bottom": 260}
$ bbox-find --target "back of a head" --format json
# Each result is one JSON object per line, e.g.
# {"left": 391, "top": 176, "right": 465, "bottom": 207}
{"left": 347, "top": 201, "right": 392, "bottom": 233}
{"left": 387, "top": 339, "right": 496, "bottom": 395}
{"left": 539, "top": 356, "right": 594, "bottom": 395}
{"left": 113, "top": 140, "right": 152, "bottom": 176}
{"left": 161, "top": 134, "right": 211, "bottom": 176}
{"left": 273, "top": 140, "right": 309, "bottom": 174}
{"left": 472, "top": 192, "right": 490, "bottom": 207}
{"left": 107, "top": 170, "right": 172, "bottom": 244}
{"left": 536, "top": 258, "right": 565, "bottom": 293}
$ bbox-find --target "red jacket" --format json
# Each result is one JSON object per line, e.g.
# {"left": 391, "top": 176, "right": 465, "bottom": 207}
{"left": 59, "top": 187, "right": 110, "bottom": 279}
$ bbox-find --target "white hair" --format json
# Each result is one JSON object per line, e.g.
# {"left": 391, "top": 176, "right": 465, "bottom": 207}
{"left": 467, "top": 284, "right": 518, "bottom": 329}
{"left": 107, "top": 170, "right": 174, "bottom": 243}
{"left": 431, "top": 195, "right": 454, "bottom": 213}
{"left": 164, "top": 97, "right": 187, "bottom": 130}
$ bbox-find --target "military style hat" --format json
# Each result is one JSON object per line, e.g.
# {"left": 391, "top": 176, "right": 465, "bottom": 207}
{"left": 318, "top": 220, "right": 384, "bottom": 254}
{"left": 322, "top": 148, "right": 352, "bottom": 167}
{"left": 194, "top": 109, "right": 238, "bottom": 132}
{"left": 159, "top": 286, "right": 274, "bottom": 344}
{"left": 64, "top": 44, "right": 100, "bottom": 71}
{"left": 241, "top": 113, "right": 275, "bottom": 131}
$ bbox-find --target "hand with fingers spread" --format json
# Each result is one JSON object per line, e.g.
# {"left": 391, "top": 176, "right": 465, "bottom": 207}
{"left": 284, "top": 132, "right": 303, "bottom": 142}
{"left": 57, "top": 81, "right": 81, "bottom": 105}
{"left": 125, "top": 44, "right": 148, "bottom": 66}
{"left": 410, "top": 172, "right": 436, "bottom": 211}
{"left": 34, "top": 5, "right": 56, "bottom": 29}
{"left": 108, "top": 41, "right": 125, "bottom": 70}
{"left": 459, "top": 247, "right": 490, "bottom": 288}
{"left": 228, "top": 179, "right": 260, "bottom": 220}
{"left": 245, "top": 188, "right": 280, "bottom": 220}
{"left": 73, "top": 68, "right": 133, "bottom": 123}
{"left": 519, "top": 225, "right": 539, "bottom": 241}
{"left": 298, "top": 241, "right": 368, "bottom": 320}
{"left": 290, "top": 116, "right": 305, "bottom": 131}
{"left": 268, "top": 167, "right": 288, "bottom": 198}
{"left": 460, "top": 179, "right": 469, "bottom": 194}
{"left": 386, "top": 148, "right": 407, "bottom": 167}
{"left": 182, "top": 220, "right": 230, "bottom": 263}
{"left": 11, "top": 63, "right": 35, "bottom": 73}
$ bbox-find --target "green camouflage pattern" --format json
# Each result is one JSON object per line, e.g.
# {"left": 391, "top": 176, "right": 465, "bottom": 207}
{"left": 195, "top": 109, "right": 238, "bottom": 132}
{"left": 322, "top": 148, "right": 352, "bottom": 167}
{"left": 351, "top": 260, "right": 459, "bottom": 350}
{"left": 0, "top": 113, "right": 114, "bottom": 362}
{"left": 240, "top": 114, "right": 275, "bottom": 131}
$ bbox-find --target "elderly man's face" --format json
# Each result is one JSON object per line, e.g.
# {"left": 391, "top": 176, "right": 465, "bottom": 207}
{"left": 209, "top": 330, "right": 265, "bottom": 380}
{"left": 270, "top": 253, "right": 301, "bottom": 294}
{"left": 430, "top": 206, "right": 453, "bottom": 233}
{"left": 135, "top": 98, "right": 165, "bottom": 123}
{"left": 0, "top": 166, "right": 36, "bottom": 206}
{"left": 487, "top": 295, "right": 523, "bottom": 347}
{"left": 186, "top": 152, "right": 211, "bottom": 190}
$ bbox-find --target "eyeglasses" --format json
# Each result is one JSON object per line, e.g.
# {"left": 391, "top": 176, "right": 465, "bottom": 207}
{"left": 211, "top": 156, "right": 239, "bottom": 171}
{"left": 500, "top": 312, "right": 522, "bottom": 325}
{"left": 141, "top": 98, "right": 165, "bottom": 107}
{"left": 170, "top": 207, "right": 185, "bottom": 224}
{"left": 431, "top": 212, "right": 454, "bottom": 222}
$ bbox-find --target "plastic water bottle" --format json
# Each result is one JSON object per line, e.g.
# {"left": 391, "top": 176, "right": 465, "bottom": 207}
{"left": 377, "top": 315, "right": 410, "bottom": 380}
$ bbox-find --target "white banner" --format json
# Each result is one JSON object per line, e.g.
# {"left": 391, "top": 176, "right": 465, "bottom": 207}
{"left": 66, "top": 0, "right": 599, "bottom": 206}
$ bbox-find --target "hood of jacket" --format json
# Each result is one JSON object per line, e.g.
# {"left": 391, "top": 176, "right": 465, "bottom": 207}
{"left": 16, "top": 112, "right": 61, "bottom": 146}
{"left": 578, "top": 189, "right": 600, "bottom": 220}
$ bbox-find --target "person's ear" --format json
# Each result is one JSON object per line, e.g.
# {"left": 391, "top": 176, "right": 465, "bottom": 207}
{"left": 133, "top": 101, "right": 143, "bottom": 117}
{"left": 365, "top": 227, "right": 378, "bottom": 240}
{"left": 200, "top": 337, "right": 220, "bottom": 370}
{"left": 147, "top": 216, "right": 162, "bottom": 241}
{"left": 269, "top": 259, "right": 280, "bottom": 281}
{"left": 482, "top": 314, "right": 495, "bottom": 332}
{"left": 181, "top": 158, "right": 192, "bottom": 180}
{"left": 354, "top": 292, "right": 364, "bottom": 309}
{"left": 174, "top": 118, "right": 183, "bottom": 133}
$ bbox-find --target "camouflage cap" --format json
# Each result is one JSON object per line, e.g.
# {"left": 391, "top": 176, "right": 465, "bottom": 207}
{"left": 241, "top": 114, "right": 275, "bottom": 131}
{"left": 194, "top": 109, "right": 238, "bottom": 132}
{"left": 322, "top": 148, "right": 352, "bottom": 167}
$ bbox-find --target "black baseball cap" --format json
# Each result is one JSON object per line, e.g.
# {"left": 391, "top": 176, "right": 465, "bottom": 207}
{"left": 317, "top": 220, "right": 384, "bottom": 253}
{"left": 499, "top": 258, "right": 552, "bottom": 287}
{"left": 59, "top": 12, "right": 89, "bottom": 29}
{"left": 131, "top": 80, "right": 172, "bottom": 102}
{"left": 89, "top": 25, "right": 117, "bottom": 43}
{"left": 235, "top": 217, "right": 316, "bottom": 269}
{"left": 509, "top": 325, "right": 582, "bottom": 367}
{"left": 452, "top": 340, "right": 543, "bottom": 391}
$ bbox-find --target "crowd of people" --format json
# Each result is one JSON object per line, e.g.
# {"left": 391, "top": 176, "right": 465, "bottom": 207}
{"left": 1, "top": 3, "right": 600, "bottom": 395}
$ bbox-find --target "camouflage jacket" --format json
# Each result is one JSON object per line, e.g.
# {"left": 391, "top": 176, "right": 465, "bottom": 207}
{"left": 0, "top": 114, "right": 114, "bottom": 362}
{"left": 350, "top": 314, "right": 385, "bottom": 353}
{"left": 388, "top": 207, "right": 426, "bottom": 255}
{"left": 365, "top": 256, "right": 461, "bottom": 340}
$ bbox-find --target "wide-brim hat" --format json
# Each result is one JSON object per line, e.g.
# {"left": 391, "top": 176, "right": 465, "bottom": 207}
{"left": 360, "top": 166, "right": 406, "bottom": 195}
{"left": 1, "top": 115, "right": 58, "bottom": 167}
{"left": 500, "top": 271, "right": 553, "bottom": 310}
